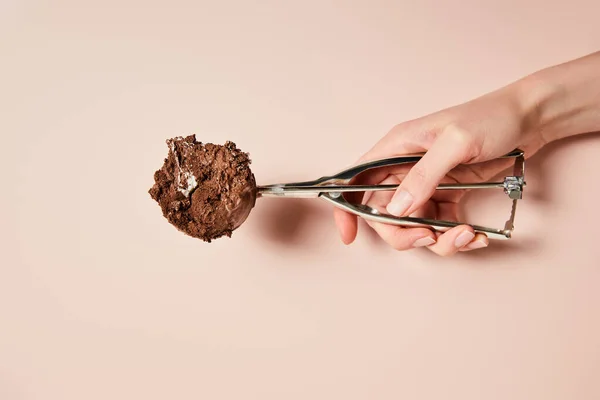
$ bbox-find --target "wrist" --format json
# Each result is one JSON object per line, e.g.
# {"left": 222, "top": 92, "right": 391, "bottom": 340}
{"left": 513, "top": 52, "right": 600, "bottom": 144}
{"left": 512, "top": 70, "right": 566, "bottom": 144}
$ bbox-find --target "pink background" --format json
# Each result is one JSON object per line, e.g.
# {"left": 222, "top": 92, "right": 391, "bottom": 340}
{"left": 2, "top": 1, "right": 600, "bottom": 399}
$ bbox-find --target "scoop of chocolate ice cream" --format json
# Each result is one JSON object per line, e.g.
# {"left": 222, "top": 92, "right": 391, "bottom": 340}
{"left": 149, "top": 135, "right": 256, "bottom": 242}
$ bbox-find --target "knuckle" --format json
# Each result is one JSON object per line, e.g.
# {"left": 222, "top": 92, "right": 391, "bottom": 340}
{"left": 416, "top": 129, "right": 438, "bottom": 147}
{"left": 445, "top": 124, "right": 472, "bottom": 144}
{"left": 389, "top": 121, "right": 410, "bottom": 136}
{"left": 390, "top": 121, "right": 438, "bottom": 148}
{"left": 442, "top": 124, "right": 482, "bottom": 160}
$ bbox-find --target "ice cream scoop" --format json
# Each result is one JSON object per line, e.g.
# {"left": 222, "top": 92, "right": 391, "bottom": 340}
{"left": 150, "top": 136, "right": 525, "bottom": 241}
{"left": 245, "top": 149, "right": 525, "bottom": 240}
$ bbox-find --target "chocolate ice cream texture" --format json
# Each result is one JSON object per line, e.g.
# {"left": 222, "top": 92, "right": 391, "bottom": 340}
{"left": 149, "top": 135, "right": 257, "bottom": 242}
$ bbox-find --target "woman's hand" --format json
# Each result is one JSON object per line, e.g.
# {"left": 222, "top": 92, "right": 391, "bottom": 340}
{"left": 334, "top": 51, "right": 600, "bottom": 255}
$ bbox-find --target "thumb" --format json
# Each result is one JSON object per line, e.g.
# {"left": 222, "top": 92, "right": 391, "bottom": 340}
{"left": 385, "top": 126, "right": 477, "bottom": 217}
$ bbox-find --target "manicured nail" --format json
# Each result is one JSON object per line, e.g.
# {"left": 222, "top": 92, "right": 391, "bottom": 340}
{"left": 386, "top": 191, "right": 413, "bottom": 216}
{"left": 466, "top": 240, "right": 487, "bottom": 250}
{"left": 413, "top": 236, "right": 436, "bottom": 247}
{"left": 454, "top": 231, "right": 475, "bottom": 248}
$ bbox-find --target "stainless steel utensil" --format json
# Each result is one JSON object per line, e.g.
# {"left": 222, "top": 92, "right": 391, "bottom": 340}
{"left": 255, "top": 149, "right": 525, "bottom": 240}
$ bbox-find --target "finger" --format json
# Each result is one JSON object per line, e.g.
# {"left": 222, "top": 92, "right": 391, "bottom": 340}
{"left": 425, "top": 199, "right": 475, "bottom": 256}
{"left": 366, "top": 220, "right": 437, "bottom": 250}
{"left": 331, "top": 170, "right": 389, "bottom": 245}
{"left": 333, "top": 207, "right": 358, "bottom": 245}
{"left": 331, "top": 171, "right": 405, "bottom": 246}
{"left": 340, "top": 118, "right": 446, "bottom": 207}
{"left": 459, "top": 233, "right": 489, "bottom": 251}
{"left": 435, "top": 200, "right": 489, "bottom": 253}
{"left": 363, "top": 175, "right": 437, "bottom": 250}
{"left": 347, "top": 163, "right": 412, "bottom": 197}
{"left": 385, "top": 125, "right": 480, "bottom": 218}
{"left": 426, "top": 225, "right": 475, "bottom": 256}
{"left": 332, "top": 171, "right": 402, "bottom": 245}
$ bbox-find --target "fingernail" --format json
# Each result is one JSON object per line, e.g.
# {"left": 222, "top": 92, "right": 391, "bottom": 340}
{"left": 466, "top": 240, "right": 487, "bottom": 250}
{"left": 413, "top": 236, "right": 436, "bottom": 247}
{"left": 454, "top": 231, "right": 475, "bottom": 248}
{"left": 386, "top": 191, "right": 413, "bottom": 216}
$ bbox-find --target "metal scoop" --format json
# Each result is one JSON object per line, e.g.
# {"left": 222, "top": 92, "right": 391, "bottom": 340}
{"left": 232, "top": 149, "right": 525, "bottom": 239}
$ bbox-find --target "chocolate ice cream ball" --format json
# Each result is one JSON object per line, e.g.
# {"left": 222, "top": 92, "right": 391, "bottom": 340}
{"left": 149, "top": 135, "right": 256, "bottom": 242}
